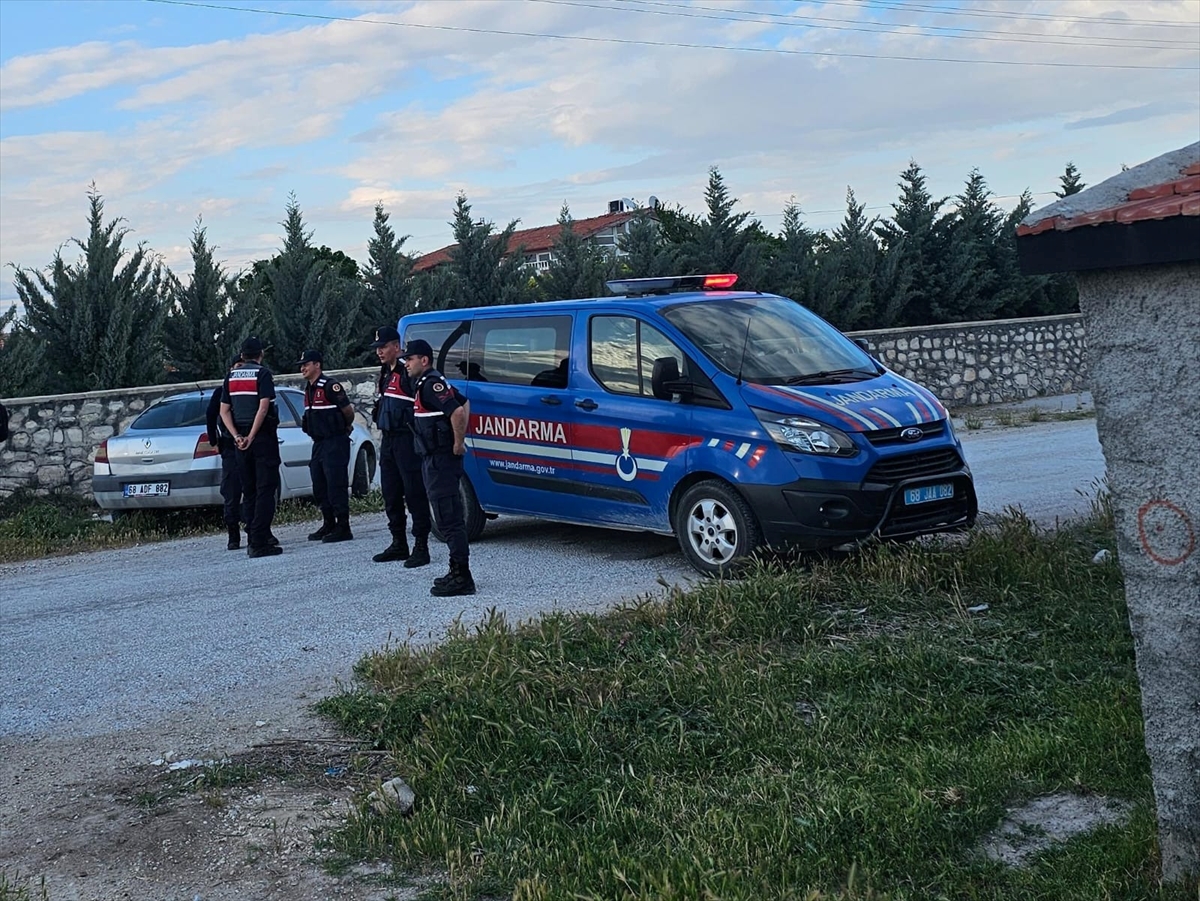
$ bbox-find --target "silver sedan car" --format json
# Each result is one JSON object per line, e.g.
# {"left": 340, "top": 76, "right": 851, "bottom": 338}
{"left": 92, "top": 387, "right": 377, "bottom": 512}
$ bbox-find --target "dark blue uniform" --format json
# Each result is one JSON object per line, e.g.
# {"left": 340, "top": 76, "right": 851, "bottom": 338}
{"left": 375, "top": 363, "right": 432, "bottom": 546}
{"left": 222, "top": 362, "right": 280, "bottom": 551}
{"left": 206, "top": 385, "right": 249, "bottom": 531}
{"left": 413, "top": 369, "right": 469, "bottom": 566}
{"left": 303, "top": 375, "right": 352, "bottom": 519}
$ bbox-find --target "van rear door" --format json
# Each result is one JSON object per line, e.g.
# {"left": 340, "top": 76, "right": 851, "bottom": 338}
{"left": 461, "top": 314, "right": 576, "bottom": 516}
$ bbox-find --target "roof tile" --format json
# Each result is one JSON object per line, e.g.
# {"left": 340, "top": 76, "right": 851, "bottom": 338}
{"left": 1184, "top": 162, "right": 1200, "bottom": 177}
{"left": 1114, "top": 196, "right": 1184, "bottom": 224}
{"left": 1128, "top": 182, "right": 1176, "bottom": 201}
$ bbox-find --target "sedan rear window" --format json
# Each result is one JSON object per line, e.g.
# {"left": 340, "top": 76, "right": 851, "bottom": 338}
{"left": 129, "top": 395, "right": 208, "bottom": 430}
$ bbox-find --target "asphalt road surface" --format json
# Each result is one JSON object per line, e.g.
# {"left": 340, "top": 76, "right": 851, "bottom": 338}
{"left": 0, "top": 417, "right": 1106, "bottom": 743}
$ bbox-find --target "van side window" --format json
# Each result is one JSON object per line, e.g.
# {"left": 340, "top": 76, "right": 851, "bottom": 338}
{"left": 403, "top": 321, "right": 471, "bottom": 377}
{"left": 468, "top": 316, "right": 572, "bottom": 387}
{"left": 589, "top": 316, "right": 685, "bottom": 398}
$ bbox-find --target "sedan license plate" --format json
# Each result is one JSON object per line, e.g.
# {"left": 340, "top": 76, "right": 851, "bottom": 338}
{"left": 904, "top": 483, "right": 954, "bottom": 505}
{"left": 123, "top": 482, "right": 170, "bottom": 498}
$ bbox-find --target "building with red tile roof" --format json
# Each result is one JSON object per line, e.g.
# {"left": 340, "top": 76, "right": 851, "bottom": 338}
{"left": 1016, "top": 142, "right": 1199, "bottom": 274}
{"left": 1016, "top": 141, "right": 1200, "bottom": 886}
{"left": 412, "top": 201, "right": 649, "bottom": 273}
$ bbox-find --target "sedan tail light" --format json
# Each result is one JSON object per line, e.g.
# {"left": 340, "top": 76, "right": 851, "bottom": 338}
{"left": 194, "top": 433, "right": 220, "bottom": 459}
{"left": 95, "top": 439, "right": 109, "bottom": 464}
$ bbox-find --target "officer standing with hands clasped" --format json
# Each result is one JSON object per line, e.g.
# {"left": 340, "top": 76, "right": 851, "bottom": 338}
{"left": 299, "top": 349, "right": 356, "bottom": 543}
{"left": 206, "top": 355, "right": 250, "bottom": 549}
{"left": 401, "top": 338, "right": 476, "bottom": 596}
{"left": 370, "top": 326, "right": 433, "bottom": 566}
{"left": 220, "top": 336, "right": 282, "bottom": 558}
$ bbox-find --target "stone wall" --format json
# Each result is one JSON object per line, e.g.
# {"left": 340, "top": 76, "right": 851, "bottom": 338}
{"left": 0, "top": 313, "right": 1087, "bottom": 500}
{"left": 0, "top": 371, "right": 383, "bottom": 501}
{"left": 847, "top": 313, "right": 1087, "bottom": 406}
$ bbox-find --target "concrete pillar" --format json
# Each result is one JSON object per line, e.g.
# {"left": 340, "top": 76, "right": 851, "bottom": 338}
{"left": 1077, "top": 261, "right": 1200, "bottom": 883}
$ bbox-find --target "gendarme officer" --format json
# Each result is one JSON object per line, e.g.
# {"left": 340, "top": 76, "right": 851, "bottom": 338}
{"left": 370, "top": 326, "right": 433, "bottom": 566}
{"left": 206, "top": 355, "right": 250, "bottom": 550}
{"left": 401, "top": 338, "right": 475, "bottom": 596}
{"left": 220, "top": 336, "right": 282, "bottom": 558}
{"left": 299, "top": 349, "right": 355, "bottom": 543}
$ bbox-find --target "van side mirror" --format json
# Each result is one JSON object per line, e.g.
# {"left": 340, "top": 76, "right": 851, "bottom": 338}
{"left": 853, "top": 338, "right": 871, "bottom": 354}
{"left": 651, "top": 356, "right": 690, "bottom": 402}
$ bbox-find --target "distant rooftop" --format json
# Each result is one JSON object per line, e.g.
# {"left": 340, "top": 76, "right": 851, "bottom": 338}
{"left": 412, "top": 209, "right": 640, "bottom": 273}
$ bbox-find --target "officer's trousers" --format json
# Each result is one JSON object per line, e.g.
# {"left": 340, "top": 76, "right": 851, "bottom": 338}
{"left": 380, "top": 430, "right": 430, "bottom": 541}
{"left": 237, "top": 432, "right": 281, "bottom": 549}
{"left": 422, "top": 452, "right": 468, "bottom": 564}
{"left": 310, "top": 435, "right": 350, "bottom": 517}
{"left": 219, "top": 440, "right": 250, "bottom": 527}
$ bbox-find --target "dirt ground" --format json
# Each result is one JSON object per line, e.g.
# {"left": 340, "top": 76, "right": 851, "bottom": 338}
{"left": 0, "top": 702, "right": 429, "bottom": 901}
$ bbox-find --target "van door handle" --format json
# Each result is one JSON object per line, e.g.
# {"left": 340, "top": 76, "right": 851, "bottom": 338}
{"left": 540, "top": 395, "right": 562, "bottom": 406}
{"left": 575, "top": 398, "right": 598, "bottom": 411}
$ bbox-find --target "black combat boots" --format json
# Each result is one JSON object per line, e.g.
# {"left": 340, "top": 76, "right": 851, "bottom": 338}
{"left": 226, "top": 524, "right": 241, "bottom": 550}
{"left": 372, "top": 535, "right": 410, "bottom": 563}
{"left": 309, "top": 513, "right": 336, "bottom": 542}
{"left": 430, "top": 560, "right": 475, "bottom": 597}
{"left": 403, "top": 537, "right": 431, "bottom": 569}
{"left": 322, "top": 513, "right": 353, "bottom": 543}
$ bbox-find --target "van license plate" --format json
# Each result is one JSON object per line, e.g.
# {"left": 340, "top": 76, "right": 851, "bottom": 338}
{"left": 123, "top": 482, "right": 170, "bottom": 498}
{"left": 904, "top": 483, "right": 953, "bottom": 505}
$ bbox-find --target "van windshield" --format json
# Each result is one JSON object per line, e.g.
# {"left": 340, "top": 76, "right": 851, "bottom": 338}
{"left": 661, "top": 297, "right": 880, "bottom": 385}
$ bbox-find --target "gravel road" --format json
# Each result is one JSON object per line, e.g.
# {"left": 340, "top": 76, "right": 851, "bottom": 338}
{"left": 0, "top": 414, "right": 1109, "bottom": 900}
{"left": 0, "top": 416, "right": 1106, "bottom": 744}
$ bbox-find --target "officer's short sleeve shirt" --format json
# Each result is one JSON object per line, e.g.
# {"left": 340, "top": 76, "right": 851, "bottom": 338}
{"left": 420, "top": 372, "right": 464, "bottom": 415}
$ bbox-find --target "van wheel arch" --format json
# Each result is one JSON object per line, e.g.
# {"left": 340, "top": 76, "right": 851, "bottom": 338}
{"left": 670, "top": 475, "right": 763, "bottom": 576}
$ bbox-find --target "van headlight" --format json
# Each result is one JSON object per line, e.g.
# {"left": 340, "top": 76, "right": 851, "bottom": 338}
{"left": 754, "top": 411, "right": 857, "bottom": 457}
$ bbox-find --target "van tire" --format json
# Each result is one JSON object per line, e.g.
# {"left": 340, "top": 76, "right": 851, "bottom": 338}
{"left": 673, "top": 480, "right": 762, "bottom": 576}
{"left": 430, "top": 474, "right": 487, "bottom": 544}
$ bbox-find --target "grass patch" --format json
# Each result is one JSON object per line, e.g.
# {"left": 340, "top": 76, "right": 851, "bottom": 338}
{"left": 317, "top": 507, "right": 1185, "bottom": 900}
{"left": 0, "top": 488, "right": 385, "bottom": 564}
{"left": 0, "top": 872, "right": 49, "bottom": 901}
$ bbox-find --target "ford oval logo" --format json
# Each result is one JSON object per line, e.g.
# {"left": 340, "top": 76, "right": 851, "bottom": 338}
{"left": 900, "top": 427, "right": 923, "bottom": 442}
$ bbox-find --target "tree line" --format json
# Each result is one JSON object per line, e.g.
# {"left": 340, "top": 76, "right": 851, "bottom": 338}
{"left": 0, "top": 162, "right": 1084, "bottom": 396}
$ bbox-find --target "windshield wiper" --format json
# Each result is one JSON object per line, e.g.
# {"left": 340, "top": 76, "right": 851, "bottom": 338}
{"left": 785, "top": 368, "right": 879, "bottom": 386}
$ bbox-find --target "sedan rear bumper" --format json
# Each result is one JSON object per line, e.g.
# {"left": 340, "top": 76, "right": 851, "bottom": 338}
{"left": 92, "top": 470, "right": 221, "bottom": 510}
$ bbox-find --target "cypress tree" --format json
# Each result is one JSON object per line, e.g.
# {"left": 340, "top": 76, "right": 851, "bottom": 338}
{"left": 362, "top": 202, "right": 415, "bottom": 331}
{"left": 13, "top": 188, "right": 167, "bottom": 392}
{"left": 264, "top": 194, "right": 362, "bottom": 369}
{"left": 674, "top": 167, "right": 769, "bottom": 287}
{"left": 766, "top": 199, "right": 819, "bottom": 311}
{"left": 446, "top": 193, "right": 531, "bottom": 308}
{"left": 935, "top": 169, "right": 1002, "bottom": 322}
{"left": 538, "top": 203, "right": 615, "bottom": 300}
{"left": 616, "top": 207, "right": 676, "bottom": 279}
{"left": 163, "top": 220, "right": 241, "bottom": 381}
{"left": 818, "top": 188, "right": 882, "bottom": 330}
{"left": 1055, "top": 162, "right": 1087, "bottom": 198}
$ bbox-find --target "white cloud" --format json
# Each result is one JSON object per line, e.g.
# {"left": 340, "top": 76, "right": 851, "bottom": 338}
{"left": 1, "top": 0, "right": 1197, "bottom": 305}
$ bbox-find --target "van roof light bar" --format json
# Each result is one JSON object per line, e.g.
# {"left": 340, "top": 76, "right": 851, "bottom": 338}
{"left": 605, "top": 273, "right": 739, "bottom": 297}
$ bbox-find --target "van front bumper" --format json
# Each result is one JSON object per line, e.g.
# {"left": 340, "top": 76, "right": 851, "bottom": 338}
{"left": 740, "top": 468, "right": 978, "bottom": 550}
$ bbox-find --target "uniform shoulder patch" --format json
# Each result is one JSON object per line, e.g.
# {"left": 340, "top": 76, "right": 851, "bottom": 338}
{"left": 331, "top": 382, "right": 342, "bottom": 392}
{"left": 431, "top": 381, "right": 447, "bottom": 393}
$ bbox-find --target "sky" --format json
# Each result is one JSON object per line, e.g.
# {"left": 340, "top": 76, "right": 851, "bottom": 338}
{"left": 1, "top": 0, "right": 1198, "bottom": 313}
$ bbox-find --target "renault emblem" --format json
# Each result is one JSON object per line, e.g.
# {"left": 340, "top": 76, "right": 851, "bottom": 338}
{"left": 900, "top": 427, "right": 923, "bottom": 442}
{"left": 143, "top": 438, "right": 153, "bottom": 450}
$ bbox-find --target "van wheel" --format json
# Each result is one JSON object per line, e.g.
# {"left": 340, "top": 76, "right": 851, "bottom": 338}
{"left": 673, "top": 480, "right": 762, "bottom": 576}
{"left": 351, "top": 446, "right": 372, "bottom": 498}
{"left": 430, "top": 475, "right": 487, "bottom": 544}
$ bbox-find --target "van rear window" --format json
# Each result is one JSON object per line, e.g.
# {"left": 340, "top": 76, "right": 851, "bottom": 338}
{"left": 403, "top": 321, "right": 471, "bottom": 378}
{"left": 467, "top": 315, "right": 572, "bottom": 387}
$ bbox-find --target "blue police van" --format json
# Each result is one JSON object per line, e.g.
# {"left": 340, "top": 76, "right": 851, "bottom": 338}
{"left": 399, "top": 274, "right": 977, "bottom": 574}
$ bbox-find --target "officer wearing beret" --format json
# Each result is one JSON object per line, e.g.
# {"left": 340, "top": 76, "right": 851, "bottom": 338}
{"left": 401, "top": 338, "right": 475, "bottom": 596}
{"left": 370, "top": 326, "right": 433, "bottom": 566}
{"left": 206, "top": 354, "right": 250, "bottom": 549}
{"left": 299, "top": 349, "right": 356, "bottom": 543}
{"left": 220, "top": 337, "right": 282, "bottom": 558}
